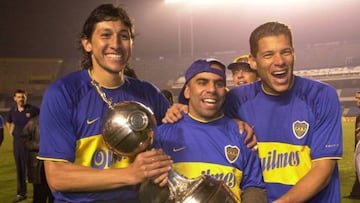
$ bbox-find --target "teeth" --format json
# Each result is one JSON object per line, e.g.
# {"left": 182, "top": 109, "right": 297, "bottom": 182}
{"left": 107, "top": 54, "right": 121, "bottom": 59}
{"left": 203, "top": 99, "right": 216, "bottom": 103}
{"left": 273, "top": 70, "right": 286, "bottom": 75}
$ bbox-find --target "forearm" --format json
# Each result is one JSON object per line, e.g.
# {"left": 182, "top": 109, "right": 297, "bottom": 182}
{"left": 274, "top": 159, "right": 336, "bottom": 203}
{"left": 5, "top": 123, "right": 14, "bottom": 135}
{"left": 44, "top": 149, "right": 172, "bottom": 193}
{"left": 44, "top": 161, "right": 137, "bottom": 192}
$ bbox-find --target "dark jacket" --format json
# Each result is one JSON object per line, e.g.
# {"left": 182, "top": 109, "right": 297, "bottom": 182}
{"left": 20, "top": 116, "right": 44, "bottom": 184}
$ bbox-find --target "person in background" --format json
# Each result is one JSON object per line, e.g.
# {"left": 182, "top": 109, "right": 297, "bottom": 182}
{"left": 349, "top": 91, "right": 360, "bottom": 199}
{"left": 155, "top": 58, "right": 267, "bottom": 202}
{"left": 161, "top": 89, "right": 174, "bottom": 105}
{"left": 0, "top": 115, "right": 4, "bottom": 147}
{"left": 227, "top": 54, "right": 259, "bottom": 87}
{"left": 37, "top": 4, "right": 172, "bottom": 203}
{"left": 6, "top": 89, "right": 40, "bottom": 203}
{"left": 21, "top": 115, "right": 54, "bottom": 203}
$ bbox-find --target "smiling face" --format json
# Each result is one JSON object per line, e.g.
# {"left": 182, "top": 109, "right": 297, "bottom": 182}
{"left": 250, "top": 34, "right": 295, "bottom": 95}
{"left": 184, "top": 66, "right": 226, "bottom": 121}
{"left": 232, "top": 69, "right": 258, "bottom": 86}
{"left": 81, "top": 20, "right": 133, "bottom": 75}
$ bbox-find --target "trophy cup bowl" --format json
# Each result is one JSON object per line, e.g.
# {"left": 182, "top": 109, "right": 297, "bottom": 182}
{"left": 101, "top": 101, "right": 238, "bottom": 202}
{"left": 102, "top": 101, "right": 156, "bottom": 157}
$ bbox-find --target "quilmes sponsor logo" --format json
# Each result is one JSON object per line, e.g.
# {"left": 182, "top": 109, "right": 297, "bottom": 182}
{"left": 201, "top": 169, "right": 236, "bottom": 188}
{"left": 261, "top": 150, "right": 300, "bottom": 171}
{"left": 91, "top": 149, "right": 122, "bottom": 168}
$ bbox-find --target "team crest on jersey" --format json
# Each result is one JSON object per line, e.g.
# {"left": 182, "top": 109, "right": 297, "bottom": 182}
{"left": 292, "top": 120, "right": 309, "bottom": 139}
{"left": 224, "top": 145, "right": 240, "bottom": 163}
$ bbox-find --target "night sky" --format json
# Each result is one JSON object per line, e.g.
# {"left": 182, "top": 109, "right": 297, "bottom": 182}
{"left": 1, "top": 0, "right": 359, "bottom": 58}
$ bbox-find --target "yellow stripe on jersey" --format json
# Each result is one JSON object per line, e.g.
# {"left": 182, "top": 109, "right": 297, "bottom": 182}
{"left": 173, "top": 162, "right": 242, "bottom": 200}
{"left": 258, "top": 142, "right": 311, "bottom": 185}
{"left": 75, "top": 134, "right": 133, "bottom": 169}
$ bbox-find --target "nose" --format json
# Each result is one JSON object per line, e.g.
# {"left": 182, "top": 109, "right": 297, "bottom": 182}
{"left": 236, "top": 71, "right": 244, "bottom": 78}
{"left": 110, "top": 35, "right": 122, "bottom": 49}
{"left": 273, "top": 53, "right": 285, "bottom": 65}
{"left": 206, "top": 82, "right": 217, "bottom": 93}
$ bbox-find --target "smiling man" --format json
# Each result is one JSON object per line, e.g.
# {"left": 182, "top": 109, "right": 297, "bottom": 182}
{"left": 154, "top": 59, "right": 267, "bottom": 202}
{"left": 38, "top": 4, "right": 172, "bottom": 203}
{"left": 224, "top": 21, "right": 343, "bottom": 203}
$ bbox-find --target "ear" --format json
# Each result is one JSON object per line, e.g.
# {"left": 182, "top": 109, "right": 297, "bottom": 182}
{"left": 184, "top": 85, "right": 190, "bottom": 100}
{"left": 249, "top": 54, "right": 257, "bottom": 71}
{"left": 81, "top": 37, "right": 92, "bottom": 52}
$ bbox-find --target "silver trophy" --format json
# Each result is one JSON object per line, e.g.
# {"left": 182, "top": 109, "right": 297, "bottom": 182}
{"left": 102, "top": 101, "right": 238, "bottom": 203}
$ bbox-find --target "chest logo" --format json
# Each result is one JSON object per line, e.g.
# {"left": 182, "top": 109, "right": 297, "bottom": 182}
{"left": 292, "top": 120, "right": 309, "bottom": 139}
{"left": 225, "top": 145, "right": 240, "bottom": 163}
{"left": 87, "top": 117, "right": 100, "bottom": 125}
{"left": 173, "top": 146, "right": 186, "bottom": 152}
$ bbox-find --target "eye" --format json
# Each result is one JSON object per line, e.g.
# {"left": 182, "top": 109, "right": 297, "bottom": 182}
{"left": 282, "top": 48, "right": 293, "bottom": 56}
{"left": 101, "top": 32, "right": 112, "bottom": 38}
{"left": 197, "top": 79, "right": 207, "bottom": 85}
{"left": 119, "top": 32, "right": 131, "bottom": 40}
{"left": 215, "top": 80, "right": 226, "bottom": 88}
{"left": 263, "top": 52, "right": 273, "bottom": 59}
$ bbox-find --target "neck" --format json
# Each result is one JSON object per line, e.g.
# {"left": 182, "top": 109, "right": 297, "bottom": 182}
{"left": 188, "top": 112, "right": 224, "bottom": 123}
{"left": 89, "top": 68, "right": 124, "bottom": 88}
{"left": 17, "top": 104, "right": 25, "bottom": 111}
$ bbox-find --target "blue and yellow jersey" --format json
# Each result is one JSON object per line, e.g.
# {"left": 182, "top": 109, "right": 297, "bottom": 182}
{"left": 38, "top": 69, "right": 169, "bottom": 202}
{"left": 154, "top": 114, "right": 266, "bottom": 202}
{"left": 224, "top": 76, "right": 343, "bottom": 202}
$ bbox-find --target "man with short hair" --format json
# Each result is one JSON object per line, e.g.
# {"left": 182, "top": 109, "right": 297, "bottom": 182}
{"left": 6, "top": 89, "right": 40, "bottom": 202}
{"left": 224, "top": 21, "right": 342, "bottom": 203}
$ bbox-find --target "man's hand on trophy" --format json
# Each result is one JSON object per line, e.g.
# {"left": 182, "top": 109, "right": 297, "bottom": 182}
{"left": 152, "top": 171, "right": 170, "bottom": 187}
{"left": 128, "top": 149, "right": 173, "bottom": 185}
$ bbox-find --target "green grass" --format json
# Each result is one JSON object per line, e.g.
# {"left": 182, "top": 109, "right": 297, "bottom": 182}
{"left": 0, "top": 119, "right": 360, "bottom": 202}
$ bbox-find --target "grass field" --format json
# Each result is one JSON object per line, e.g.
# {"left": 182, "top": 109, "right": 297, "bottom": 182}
{"left": 0, "top": 119, "right": 360, "bottom": 202}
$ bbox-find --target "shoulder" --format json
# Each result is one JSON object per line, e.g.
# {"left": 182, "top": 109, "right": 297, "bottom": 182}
{"left": 227, "top": 82, "right": 261, "bottom": 101}
{"left": 43, "top": 70, "right": 91, "bottom": 103}
{"left": 293, "top": 76, "right": 338, "bottom": 100}
{"left": 49, "top": 69, "right": 89, "bottom": 92}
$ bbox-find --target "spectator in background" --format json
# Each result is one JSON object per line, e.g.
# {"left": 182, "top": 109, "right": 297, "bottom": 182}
{"left": 21, "top": 115, "right": 54, "bottom": 203}
{"left": 349, "top": 91, "right": 360, "bottom": 199}
{"left": 0, "top": 115, "right": 4, "bottom": 147}
{"left": 227, "top": 54, "right": 259, "bottom": 87}
{"left": 161, "top": 89, "right": 174, "bottom": 105}
{"left": 6, "top": 89, "right": 40, "bottom": 203}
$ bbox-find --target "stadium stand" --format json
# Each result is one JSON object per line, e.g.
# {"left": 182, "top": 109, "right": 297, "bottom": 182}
{"left": 1, "top": 40, "right": 360, "bottom": 116}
